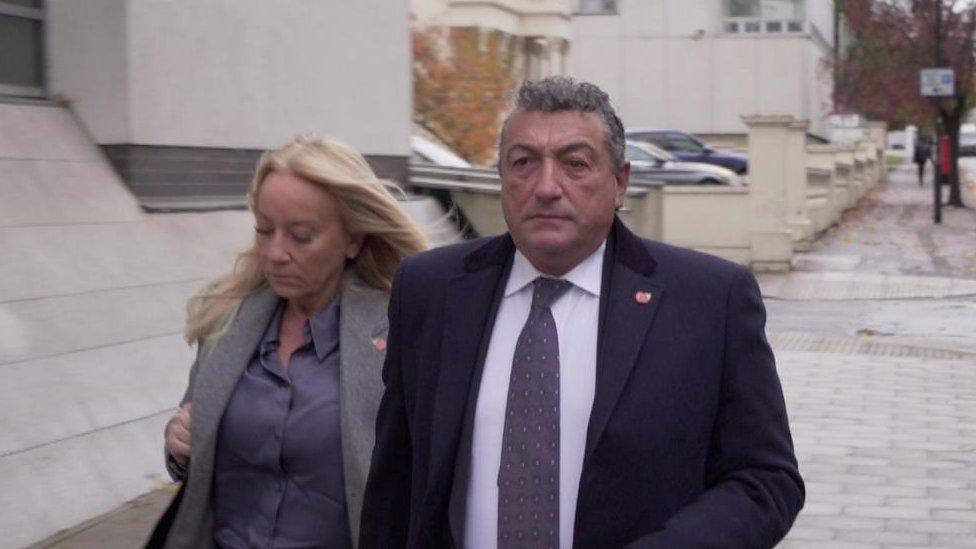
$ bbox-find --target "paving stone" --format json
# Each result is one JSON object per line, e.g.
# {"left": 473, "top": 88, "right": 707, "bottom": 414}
{"left": 781, "top": 526, "right": 835, "bottom": 541}
{"left": 835, "top": 530, "right": 930, "bottom": 545}
{"left": 779, "top": 540, "right": 880, "bottom": 549}
{"left": 845, "top": 484, "right": 929, "bottom": 498}
{"left": 931, "top": 509, "right": 976, "bottom": 522}
{"left": 886, "top": 497, "right": 973, "bottom": 510}
{"left": 801, "top": 503, "right": 845, "bottom": 516}
{"left": 844, "top": 506, "right": 930, "bottom": 520}
{"left": 931, "top": 533, "right": 976, "bottom": 547}
{"left": 798, "top": 515, "right": 887, "bottom": 531}
{"left": 887, "top": 519, "right": 976, "bottom": 535}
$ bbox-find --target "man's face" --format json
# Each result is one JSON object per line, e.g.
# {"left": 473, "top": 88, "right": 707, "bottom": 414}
{"left": 500, "top": 109, "right": 629, "bottom": 275}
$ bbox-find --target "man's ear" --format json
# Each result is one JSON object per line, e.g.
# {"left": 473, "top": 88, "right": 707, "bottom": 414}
{"left": 614, "top": 161, "right": 631, "bottom": 209}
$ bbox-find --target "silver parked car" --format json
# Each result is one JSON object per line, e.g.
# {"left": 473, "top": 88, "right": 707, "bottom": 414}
{"left": 625, "top": 140, "right": 746, "bottom": 186}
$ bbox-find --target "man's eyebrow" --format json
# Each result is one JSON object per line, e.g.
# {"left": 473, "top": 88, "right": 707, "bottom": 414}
{"left": 505, "top": 140, "right": 598, "bottom": 157}
{"left": 554, "top": 141, "right": 598, "bottom": 156}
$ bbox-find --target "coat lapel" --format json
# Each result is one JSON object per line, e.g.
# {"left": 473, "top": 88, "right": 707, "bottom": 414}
{"left": 584, "top": 220, "right": 664, "bottom": 463}
{"left": 337, "top": 274, "right": 389, "bottom": 547}
{"left": 425, "top": 236, "right": 513, "bottom": 504}
{"left": 191, "top": 287, "right": 280, "bottom": 445}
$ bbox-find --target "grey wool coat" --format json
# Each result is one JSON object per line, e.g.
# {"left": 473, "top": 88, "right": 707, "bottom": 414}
{"left": 163, "top": 274, "right": 390, "bottom": 548}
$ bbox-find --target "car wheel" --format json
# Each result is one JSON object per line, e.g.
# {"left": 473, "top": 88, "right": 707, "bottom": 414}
{"left": 699, "top": 178, "right": 722, "bottom": 185}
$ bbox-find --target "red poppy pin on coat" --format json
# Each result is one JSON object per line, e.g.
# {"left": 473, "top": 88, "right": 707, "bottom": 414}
{"left": 373, "top": 337, "right": 387, "bottom": 351}
{"left": 635, "top": 291, "right": 652, "bottom": 304}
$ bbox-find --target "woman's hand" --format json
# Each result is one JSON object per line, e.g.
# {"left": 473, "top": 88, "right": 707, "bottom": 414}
{"left": 165, "top": 403, "right": 193, "bottom": 468}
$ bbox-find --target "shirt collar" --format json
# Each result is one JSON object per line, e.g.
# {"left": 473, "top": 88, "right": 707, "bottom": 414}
{"left": 307, "top": 298, "right": 340, "bottom": 361}
{"left": 258, "top": 297, "right": 340, "bottom": 362}
{"left": 505, "top": 240, "right": 605, "bottom": 298}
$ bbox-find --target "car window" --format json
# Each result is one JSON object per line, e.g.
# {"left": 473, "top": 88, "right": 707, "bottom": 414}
{"left": 626, "top": 144, "right": 657, "bottom": 163}
{"left": 631, "top": 134, "right": 671, "bottom": 150}
{"left": 640, "top": 142, "right": 676, "bottom": 161}
{"left": 666, "top": 133, "right": 705, "bottom": 153}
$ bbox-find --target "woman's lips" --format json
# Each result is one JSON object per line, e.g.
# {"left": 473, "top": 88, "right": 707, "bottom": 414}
{"left": 268, "top": 273, "right": 301, "bottom": 284}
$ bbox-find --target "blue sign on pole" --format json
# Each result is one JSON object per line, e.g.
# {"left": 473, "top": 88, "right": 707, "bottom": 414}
{"left": 920, "top": 68, "right": 955, "bottom": 97}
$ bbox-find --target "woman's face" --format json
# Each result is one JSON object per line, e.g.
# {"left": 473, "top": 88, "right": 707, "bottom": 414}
{"left": 254, "top": 171, "right": 362, "bottom": 310}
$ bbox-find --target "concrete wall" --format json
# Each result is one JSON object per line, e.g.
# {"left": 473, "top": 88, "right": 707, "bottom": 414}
{"left": 45, "top": 0, "right": 129, "bottom": 143}
{"left": 569, "top": 0, "right": 834, "bottom": 139}
{"left": 0, "top": 102, "right": 252, "bottom": 548}
{"left": 47, "top": 0, "right": 410, "bottom": 156}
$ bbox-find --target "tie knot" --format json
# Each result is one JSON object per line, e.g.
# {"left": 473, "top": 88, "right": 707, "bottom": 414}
{"left": 532, "top": 277, "right": 572, "bottom": 309}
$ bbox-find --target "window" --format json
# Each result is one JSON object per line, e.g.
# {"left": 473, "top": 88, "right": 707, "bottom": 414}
{"left": 722, "top": 0, "right": 805, "bottom": 35}
{"left": 0, "top": 0, "right": 45, "bottom": 97}
{"left": 626, "top": 144, "right": 658, "bottom": 164}
{"left": 664, "top": 133, "right": 706, "bottom": 154}
{"left": 578, "top": 0, "right": 617, "bottom": 15}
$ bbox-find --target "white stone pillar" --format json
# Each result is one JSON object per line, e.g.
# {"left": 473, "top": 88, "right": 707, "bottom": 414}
{"left": 785, "top": 119, "right": 813, "bottom": 250}
{"left": 906, "top": 125, "right": 918, "bottom": 162}
{"left": 741, "top": 115, "right": 796, "bottom": 272}
{"left": 866, "top": 120, "right": 888, "bottom": 176}
{"left": 807, "top": 143, "right": 840, "bottom": 224}
{"left": 834, "top": 143, "right": 856, "bottom": 209}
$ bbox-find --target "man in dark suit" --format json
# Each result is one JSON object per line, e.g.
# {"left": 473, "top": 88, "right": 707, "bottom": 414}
{"left": 361, "top": 77, "right": 804, "bottom": 548}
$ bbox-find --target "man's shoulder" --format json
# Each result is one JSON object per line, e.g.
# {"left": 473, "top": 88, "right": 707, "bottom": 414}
{"left": 639, "top": 237, "right": 751, "bottom": 286}
{"left": 398, "top": 236, "right": 501, "bottom": 279}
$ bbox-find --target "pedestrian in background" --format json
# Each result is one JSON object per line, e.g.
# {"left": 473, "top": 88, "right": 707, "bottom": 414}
{"left": 156, "top": 135, "right": 426, "bottom": 548}
{"left": 914, "top": 136, "right": 931, "bottom": 186}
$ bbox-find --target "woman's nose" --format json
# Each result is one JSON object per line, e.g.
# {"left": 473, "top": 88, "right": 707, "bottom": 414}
{"left": 261, "top": 235, "right": 291, "bottom": 263}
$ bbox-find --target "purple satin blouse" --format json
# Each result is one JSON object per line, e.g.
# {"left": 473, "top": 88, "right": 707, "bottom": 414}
{"left": 212, "top": 299, "right": 351, "bottom": 548}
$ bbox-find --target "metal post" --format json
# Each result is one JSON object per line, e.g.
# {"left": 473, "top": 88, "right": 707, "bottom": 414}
{"left": 933, "top": 0, "right": 943, "bottom": 224}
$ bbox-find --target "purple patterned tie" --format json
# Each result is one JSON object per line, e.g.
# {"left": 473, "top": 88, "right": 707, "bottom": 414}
{"left": 498, "top": 277, "right": 572, "bottom": 548}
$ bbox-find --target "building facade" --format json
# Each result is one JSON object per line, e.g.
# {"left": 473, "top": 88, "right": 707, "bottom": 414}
{"left": 1, "top": 0, "right": 412, "bottom": 197}
{"left": 412, "top": 0, "right": 575, "bottom": 81}
{"left": 569, "top": 0, "right": 835, "bottom": 142}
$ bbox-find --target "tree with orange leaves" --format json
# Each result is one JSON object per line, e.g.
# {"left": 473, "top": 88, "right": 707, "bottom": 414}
{"left": 413, "top": 26, "right": 519, "bottom": 166}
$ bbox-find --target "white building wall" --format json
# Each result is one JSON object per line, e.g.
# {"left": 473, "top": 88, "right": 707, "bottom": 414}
{"left": 47, "top": 0, "right": 410, "bottom": 156}
{"left": 570, "top": 0, "right": 834, "bottom": 139}
{"left": 46, "top": 0, "right": 129, "bottom": 143}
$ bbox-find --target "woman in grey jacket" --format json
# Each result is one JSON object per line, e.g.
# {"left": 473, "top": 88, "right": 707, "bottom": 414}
{"left": 160, "top": 136, "right": 426, "bottom": 548}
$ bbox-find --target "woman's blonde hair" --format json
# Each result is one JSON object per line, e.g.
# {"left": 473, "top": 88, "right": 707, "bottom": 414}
{"left": 184, "top": 135, "right": 427, "bottom": 348}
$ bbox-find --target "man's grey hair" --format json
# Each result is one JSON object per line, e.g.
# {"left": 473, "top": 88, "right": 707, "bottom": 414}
{"left": 499, "top": 76, "right": 626, "bottom": 172}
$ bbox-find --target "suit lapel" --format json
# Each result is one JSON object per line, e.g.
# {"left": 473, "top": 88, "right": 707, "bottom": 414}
{"left": 192, "top": 287, "right": 280, "bottom": 445}
{"left": 425, "top": 237, "right": 512, "bottom": 504}
{"left": 584, "top": 220, "right": 664, "bottom": 463}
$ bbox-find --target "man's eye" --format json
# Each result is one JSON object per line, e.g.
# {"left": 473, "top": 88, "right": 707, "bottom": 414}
{"left": 512, "top": 157, "right": 529, "bottom": 168}
{"left": 565, "top": 159, "right": 589, "bottom": 170}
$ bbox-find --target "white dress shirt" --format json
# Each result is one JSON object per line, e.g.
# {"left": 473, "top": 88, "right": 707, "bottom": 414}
{"left": 464, "top": 242, "right": 604, "bottom": 549}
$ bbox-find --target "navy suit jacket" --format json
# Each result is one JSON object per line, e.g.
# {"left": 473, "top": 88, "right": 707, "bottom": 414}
{"left": 361, "top": 219, "right": 804, "bottom": 548}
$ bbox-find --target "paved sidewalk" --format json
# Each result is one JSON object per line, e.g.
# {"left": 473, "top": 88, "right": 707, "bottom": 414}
{"left": 777, "top": 349, "right": 976, "bottom": 548}
{"left": 773, "top": 164, "right": 976, "bottom": 548}
{"left": 791, "top": 163, "right": 976, "bottom": 280}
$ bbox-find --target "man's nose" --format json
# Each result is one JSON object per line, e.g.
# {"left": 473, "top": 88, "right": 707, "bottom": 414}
{"left": 533, "top": 158, "right": 563, "bottom": 199}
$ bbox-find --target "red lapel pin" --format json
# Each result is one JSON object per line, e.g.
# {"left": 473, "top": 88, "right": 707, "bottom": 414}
{"left": 635, "top": 291, "right": 652, "bottom": 304}
{"left": 372, "top": 337, "right": 387, "bottom": 351}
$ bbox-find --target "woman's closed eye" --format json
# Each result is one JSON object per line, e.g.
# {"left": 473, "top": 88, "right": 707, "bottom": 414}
{"left": 291, "top": 232, "right": 312, "bottom": 244}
